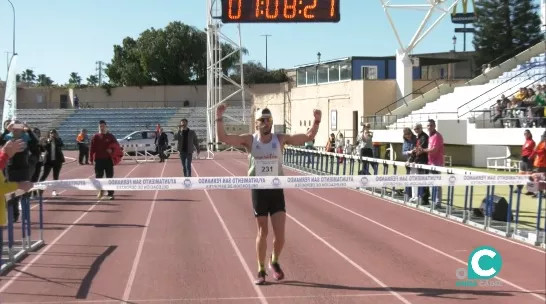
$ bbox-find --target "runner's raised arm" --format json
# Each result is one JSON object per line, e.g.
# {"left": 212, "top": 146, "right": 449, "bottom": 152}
{"left": 215, "top": 104, "right": 253, "bottom": 150}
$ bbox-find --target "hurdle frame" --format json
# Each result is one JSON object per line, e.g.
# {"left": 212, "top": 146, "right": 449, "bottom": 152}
{"left": 1, "top": 192, "right": 45, "bottom": 275}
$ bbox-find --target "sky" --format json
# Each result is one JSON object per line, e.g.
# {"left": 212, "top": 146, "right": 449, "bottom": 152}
{"left": 0, "top": 0, "right": 542, "bottom": 84}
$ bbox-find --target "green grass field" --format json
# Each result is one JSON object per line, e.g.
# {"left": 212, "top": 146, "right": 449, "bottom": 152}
{"left": 285, "top": 153, "right": 546, "bottom": 231}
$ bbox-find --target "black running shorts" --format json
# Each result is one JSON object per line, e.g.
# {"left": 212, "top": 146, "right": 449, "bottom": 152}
{"left": 251, "top": 189, "right": 286, "bottom": 217}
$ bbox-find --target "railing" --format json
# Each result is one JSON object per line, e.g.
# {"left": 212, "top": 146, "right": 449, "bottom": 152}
{"left": 365, "top": 66, "right": 545, "bottom": 130}
{"left": 367, "top": 35, "right": 546, "bottom": 129}
{"left": 1, "top": 191, "right": 45, "bottom": 274}
{"left": 283, "top": 146, "right": 545, "bottom": 247}
{"left": 374, "top": 78, "right": 449, "bottom": 116}
{"left": 457, "top": 65, "right": 546, "bottom": 118}
{"left": 468, "top": 75, "right": 546, "bottom": 120}
{"left": 363, "top": 111, "right": 458, "bottom": 130}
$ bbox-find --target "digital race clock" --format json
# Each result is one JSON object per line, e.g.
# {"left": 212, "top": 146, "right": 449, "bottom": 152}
{"left": 221, "top": 0, "right": 340, "bottom": 23}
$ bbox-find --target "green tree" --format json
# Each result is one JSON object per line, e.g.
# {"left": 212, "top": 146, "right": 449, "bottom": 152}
{"left": 511, "top": 0, "right": 542, "bottom": 47}
{"left": 86, "top": 75, "right": 99, "bottom": 86}
{"left": 36, "top": 74, "right": 54, "bottom": 86}
{"left": 105, "top": 21, "right": 248, "bottom": 86}
{"left": 230, "top": 61, "right": 289, "bottom": 85}
{"left": 472, "top": 0, "right": 542, "bottom": 67}
{"left": 68, "top": 72, "right": 82, "bottom": 87}
{"left": 20, "top": 69, "right": 36, "bottom": 83}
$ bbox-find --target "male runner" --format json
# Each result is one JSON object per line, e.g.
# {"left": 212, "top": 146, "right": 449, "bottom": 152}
{"left": 216, "top": 104, "right": 321, "bottom": 285}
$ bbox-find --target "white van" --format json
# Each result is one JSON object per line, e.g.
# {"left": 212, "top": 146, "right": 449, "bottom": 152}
{"left": 118, "top": 130, "right": 175, "bottom": 157}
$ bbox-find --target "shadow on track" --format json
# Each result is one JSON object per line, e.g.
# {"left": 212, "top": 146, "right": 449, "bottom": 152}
{"left": 273, "top": 280, "right": 544, "bottom": 300}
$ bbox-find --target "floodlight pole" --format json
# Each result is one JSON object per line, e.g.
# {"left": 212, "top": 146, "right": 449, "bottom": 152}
{"left": 379, "top": 0, "right": 460, "bottom": 105}
{"left": 206, "top": 0, "right": 249, "bottom": 158}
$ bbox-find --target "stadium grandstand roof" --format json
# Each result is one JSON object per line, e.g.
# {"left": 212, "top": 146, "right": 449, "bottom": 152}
{"left": 291, "top": 50, "right": 476, "bottom": 70}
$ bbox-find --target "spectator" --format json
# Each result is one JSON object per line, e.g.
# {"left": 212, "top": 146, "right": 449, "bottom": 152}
{"left": 325, "top": 133, "right": 336, "bottom": 152}
{"left": 336, "top": 133, "right": 345, "bottom": 163}
{"left": 77, "top": 129, "right": 90, "bottom": 165}
{"left": 402, "top": 127, "right": 418, "bottom": 201}
{"left": 304, "top": 128, "right": 315, "bottom": 165}
{"left": 90, "top": 120, "right": 118, "bottom": 200}
{"left": 26, "top": 125, "right": 41, "bottom": 197}
{"left": 343, "top": 139, "right": 352, "bottom": 155}
{"left": 39, "top": 129, "right": 65, "bottom": 197}
{"left": 516, "top": 129, "right": 535, "bottom": 195}
{"left": 174, "top": 118, "right": 200, "bottom": 177}
{"left": 530, "top": 131, "right": 546, "bottom": 198}
{"left": 155, "top": 127, "right": 169, "bottom": 163}
{"left": 492, "top": 99, "right": 505, "bottom": 127}
{"left": 419, "top": 119, "right": 445, "bottom": 208}
{"left": 30, "top": 128, "right": 46, "bottom": 199}
{"left": 413, "top": 123, "right": 430, "bottom": 205}
{"left": 0, "top": 139, "right": 34, "bottom": 226}
{"left": 358, "top": 123, "right": 374, "bottom": 175}
{"left": 0, "top": 119, "right": 38, "bottom": 222}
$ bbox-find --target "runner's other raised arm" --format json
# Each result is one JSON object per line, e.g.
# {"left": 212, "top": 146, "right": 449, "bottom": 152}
{"left": 280, "top": 109, "right": 321, "bottom": 146}
{"left": 215, "top": 104, "right": 253, "bottom": 150}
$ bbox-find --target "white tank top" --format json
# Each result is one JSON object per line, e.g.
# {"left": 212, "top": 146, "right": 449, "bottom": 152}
{"left": 248, "top": 133, "right": 284, "bottom": 177}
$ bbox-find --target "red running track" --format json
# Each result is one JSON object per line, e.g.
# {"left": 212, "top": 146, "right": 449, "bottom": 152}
{"left": 0, "top": 152, "right": 544, "bottom": 304}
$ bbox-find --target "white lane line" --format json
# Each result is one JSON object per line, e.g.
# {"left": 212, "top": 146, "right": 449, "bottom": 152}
{"left": 0, "top": 163, "right": 143, "bottom": 293}
{"left": 213, "top": 160, "right": 411, "bottom": 304}
{"left": 121, "top": 160, "right": 168, "bottom": 301}
{"left": 192, "top": 163, "right": 269, "bottom": 304}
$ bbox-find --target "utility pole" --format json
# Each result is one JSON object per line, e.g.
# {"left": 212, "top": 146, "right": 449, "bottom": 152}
{"left": 7, "top": 0, "right": 15, "bottom": 55}
{"left": 95, "top": 61, "right": 105, "bottom": 85}
{"left": 260, "top": 34, "right": 271, "bottom": 71}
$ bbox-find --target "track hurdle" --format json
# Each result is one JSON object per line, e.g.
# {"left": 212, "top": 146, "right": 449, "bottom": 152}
{"left": 283, "top": 146, "right": 546, "bottom": 248}
{"left": 1, "top": 190, "right": 45, "bottom": 274}
{"left": 120, "top": 143, "right": 162, "bottom": 163}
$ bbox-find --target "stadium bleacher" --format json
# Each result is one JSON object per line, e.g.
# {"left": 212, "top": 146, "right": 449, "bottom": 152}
{"left": 1, "top": 105, "right": 252, "bottom": 150}
{"left": 386, "top": 53, "right": 545, "bottom": 130}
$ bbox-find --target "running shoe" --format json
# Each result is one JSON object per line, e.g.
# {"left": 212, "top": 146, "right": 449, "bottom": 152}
{"left": 254, "top": 270, "right": 267, "bottom": 285}
{"left": 269, "top": 261, "right": 285, "bottom": 281}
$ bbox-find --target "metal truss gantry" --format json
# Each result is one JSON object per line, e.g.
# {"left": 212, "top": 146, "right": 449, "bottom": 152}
{"left": 379, "top": 0, "right": 460, "bottom": 104}
{"left": 205, "top": 0, "right": 248, "bottom": 159}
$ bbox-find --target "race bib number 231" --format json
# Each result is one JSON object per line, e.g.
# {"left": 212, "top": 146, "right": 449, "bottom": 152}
{"left": 256, "top": 159, "right": 278, "bottom": 176}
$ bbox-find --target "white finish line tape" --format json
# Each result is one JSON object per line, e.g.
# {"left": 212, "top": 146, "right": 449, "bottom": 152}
{"left": 27, "top": 174, "right": 533, "bottom": 192}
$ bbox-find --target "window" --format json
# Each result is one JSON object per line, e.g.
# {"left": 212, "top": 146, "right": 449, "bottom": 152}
{"left": 145, "top": 131, "right": 157, "bottom": 139}
{"left": 127, "top": 132, "right": 143, "bottom": 140}
{"left": 306, "top": 67, "right": 317, "bottom": 84}
{"left": 362, "top": 66, "right": 378, "bottom": 80}
{"left": 329, "top": 64, "right": 340, "bottom": 82}
{"left": 297, "top": 69, "right": 307, "bottom": 86}
{"left": 340, "top": 61, "right": 351, "bottom": 80}
{"left": 317, "top": 66, "right": 329, "bottom": 83}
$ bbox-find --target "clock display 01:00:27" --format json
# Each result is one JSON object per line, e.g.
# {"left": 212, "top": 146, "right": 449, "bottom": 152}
{"left": 221, "top": 0, "right": 340, "bottom": 23}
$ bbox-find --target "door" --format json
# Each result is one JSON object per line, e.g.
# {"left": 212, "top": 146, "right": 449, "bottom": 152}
{"left": 60, "top": 94, "right": 68, "bottom": 109}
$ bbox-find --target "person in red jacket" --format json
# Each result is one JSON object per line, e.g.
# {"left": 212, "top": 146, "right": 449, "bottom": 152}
{"left": 89, "top": 120, "right": 119, "bottom": 200}
{"left": 517, "top": 129, "right": 536, "bottom": 194}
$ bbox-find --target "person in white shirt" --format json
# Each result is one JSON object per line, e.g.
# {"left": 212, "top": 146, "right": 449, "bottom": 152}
{"left": 216, "top": 104, "right": 321, "bottom": 286}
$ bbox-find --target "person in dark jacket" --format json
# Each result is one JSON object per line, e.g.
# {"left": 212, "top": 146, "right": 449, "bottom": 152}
{"left": 413, "top": 123, "right": 430, "bottom": 205}
{"left": 155, "top": 128, "right": 169, "bottom": 163}
{"left": 39, "top": 129, "right": 65, "bottom": 197}
{"left": 0, "top": 119, "right": 39, "bottom": 222}
{"left": 174, "top": 119, "right": 200, "bottom": 177}
{"left": 30, "top": 128, "right": 46, "bottom": 199}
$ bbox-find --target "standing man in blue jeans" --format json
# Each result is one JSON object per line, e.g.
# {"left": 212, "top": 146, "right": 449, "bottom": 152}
{"left": 174, "top": 119, "right": 200, "bottom": 177}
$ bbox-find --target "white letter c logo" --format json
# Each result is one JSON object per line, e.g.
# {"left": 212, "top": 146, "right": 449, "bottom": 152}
{"left": 471, "top": 249, "right": 497, "bottom": 277}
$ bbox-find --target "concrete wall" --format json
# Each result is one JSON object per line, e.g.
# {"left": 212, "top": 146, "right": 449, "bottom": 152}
{"left": 2, "top": 83, "right": 286, "bottom": 109}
